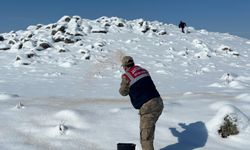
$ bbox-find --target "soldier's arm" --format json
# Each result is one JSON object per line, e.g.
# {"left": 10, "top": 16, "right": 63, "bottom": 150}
{"left": 119, "top": 75, "right": 130, "bottom": 96}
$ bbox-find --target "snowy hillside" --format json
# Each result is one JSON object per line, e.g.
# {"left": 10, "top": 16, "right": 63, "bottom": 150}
{"left": 0, "top": 16, "right": 250, "bottom": 150}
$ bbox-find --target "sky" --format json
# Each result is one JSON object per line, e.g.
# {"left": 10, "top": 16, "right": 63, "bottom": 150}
{"left": 0, "top": 0, "right": 249, "bottom": 39}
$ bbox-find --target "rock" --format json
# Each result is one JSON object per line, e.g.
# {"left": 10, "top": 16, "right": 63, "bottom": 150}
{"left": 79, "top": 49, "right": 90, "bottom": 60}
{"left": 158, "top": 30, "right": 167, "bottom": 35}
{"left": 117, "top": 22, "right": 125, "bottom": 27}
{"left": 26, "top": 51, "right": 37, "bottom": 58}
{"left": 65, "top": 32, "right": 73, "bottom": 36}
{"left": 8, "top": 40, "right": 16, "bottom": 45}
{"left": 21, "top": 38, "right": 30, "bottom": 43}
{"left": 36, "top": 24, "right": 43, "bottom": 29}
{"left": 27, "top": 53, "right": 36, "bottom": 58}
{"left": 52, "top": 31, "right": 65, "bottom": 42}
{"left": 233, "top": 52, "right": 240, "bottom": 56}
{"left": 218, "top": 115, "right": 239, "bottom": 138}
{"left": 141, "top": 27, "right": 150, "bottom": 33}
{"left": 58, "top": 26, "right": 66, "bottom": 33}
{"left": 92, "top": 30, "right": 108, "bottom": 34}
{"left": 39, "top": 42, "right": 51, "bottom": 49}
{"left": 64, "top": 38, "right": 75, "bottom": 43}
{"left": 51, "top": 30, "right": 57, "bottom": 35}
{"left": 53, "top": 37, "right": 64, "bottom": 42}
{"left": 58, "top": 48, "right": 69, "bottom": 53}
{"left": 15, "top": 56, "right": 21, "bottom": 61}
{"left": 45, "top": 26, "right": 50, "bottom": 29}
{"left": 0, "top": 36, "right": 4, "bottom": 41}
{"left": 104, "top": 23, "right": 111, "bottom": 27}
{"left": 36, "top": 42, "right": 51, "bottom": 51}
{"left": 75, "top": 33, "right": 84, "bottom": 36}
{"left": 28, "top": 34, "right": 33, "bottom": 38}
{"left": 64, "top": 17, "right": 71, "bottom": 22}
{"left": 58, "top": 16, "right": 72, "bottom": 23}
{"left": 94, "top": 41, "right": 106, "bottom": 47}
{"left": 18, "top": 43, "right": 23, "bottom": 49}
{"left": 52, "top": 24, "right": 57, "bottom": 29}
{"left": 151, "top": 29, "right": 158, "bottom": 32}
{"left": 85, "top": 55, "right": 90, "bottom": 60}
{"left": 135, "top": 20, "right": 151, "bottom": 33}
{"left": 138, "top": 19, "right": 144, "bottom": 26}
{"left": 73, "top": 15, "right": 81, "bottom": 21}
{"left": 79, "top": 49, "right": 89, "bottom": 54}
{"left": 58, "top": 49, "right": 66, "bottom": 53}
{"left": 22, "top": 62, "right": 31, "bottom": 65}
{"left": 140, "top": 22, "right": 150, "bottom": 33}
{"left": 219, "top": 46, "right": 240, "bottom": 56}
{"left": 91, "top": 25, "right": 108, "bottom": 34}
{"left": 75, "top": 38, "right": 82, "bottom": 42}
{"left": 222, "top": 47, "right": 233, "bottom": 52}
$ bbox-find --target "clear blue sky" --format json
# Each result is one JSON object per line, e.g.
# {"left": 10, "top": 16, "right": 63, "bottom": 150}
{"left": 0, "top": 0, "right": 249, "bottom": 39}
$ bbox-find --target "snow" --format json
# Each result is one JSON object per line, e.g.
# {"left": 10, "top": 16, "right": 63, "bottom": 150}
{"left": 0, "top": 93, "right": 19, "bottom": 100}
{"left": 0, "top": 16, "right": 250, "bottom": 150}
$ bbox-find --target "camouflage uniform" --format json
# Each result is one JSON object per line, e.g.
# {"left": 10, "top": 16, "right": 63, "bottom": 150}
{"left": 119, "top": 56, "right": 164, "bottom": 150}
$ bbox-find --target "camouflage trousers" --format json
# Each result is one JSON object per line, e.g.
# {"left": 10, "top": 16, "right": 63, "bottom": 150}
{"left": 139, "top": 97, "right": 164, "bottom": 150}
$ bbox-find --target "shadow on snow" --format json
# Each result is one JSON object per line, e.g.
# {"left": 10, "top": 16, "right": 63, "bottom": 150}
{"left": 160, "top": 121, "right": 208, "bottom": 150}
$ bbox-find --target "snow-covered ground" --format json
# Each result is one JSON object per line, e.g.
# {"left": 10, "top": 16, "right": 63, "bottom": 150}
{"left": 0, "top": 16, "right": 250, "bottom": 150}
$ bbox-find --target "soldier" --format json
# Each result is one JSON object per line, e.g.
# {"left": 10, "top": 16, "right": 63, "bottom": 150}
{"left": 179, "top": 21, "right": 187, "bottom": 33}
{"left": 119, "top": 56, "right": 164, "bottom": 150}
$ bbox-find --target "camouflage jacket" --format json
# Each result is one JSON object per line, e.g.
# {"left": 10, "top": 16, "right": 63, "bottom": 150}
{"left": 119, "top": 75, "right": 130, "bottom": 96}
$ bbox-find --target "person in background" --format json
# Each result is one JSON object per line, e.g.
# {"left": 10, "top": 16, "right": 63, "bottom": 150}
{"left": 179, "top": 21, "right": 187, "bottom": 33}
{"left": 119, "top": 56, "right": 164, "bottom": 150}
